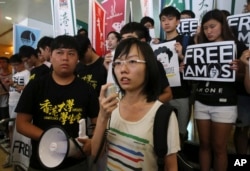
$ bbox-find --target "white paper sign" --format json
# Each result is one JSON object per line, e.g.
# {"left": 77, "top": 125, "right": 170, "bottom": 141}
{"left": 151, "top": 41, "right": 181, "bottom": 87}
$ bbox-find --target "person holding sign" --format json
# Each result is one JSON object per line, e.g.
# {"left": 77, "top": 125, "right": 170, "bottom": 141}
{"left": 194, "top": 9, "right": 248, "bottom": 171}
{"left": 159, "top": 6, "right": 194, "bottom": 144}
{"left": 180, "top": 10, "right": 195, "bottom": 19}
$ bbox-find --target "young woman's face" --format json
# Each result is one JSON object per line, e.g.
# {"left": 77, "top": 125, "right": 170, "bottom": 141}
{"left": 114, "top": 45, "right": 146, "bottom": 93}
{"left": 203, "top": 19, "right": 223, "bottom": 42}
{"left": 106, "top": 33, "right": 119, "bottom": 51}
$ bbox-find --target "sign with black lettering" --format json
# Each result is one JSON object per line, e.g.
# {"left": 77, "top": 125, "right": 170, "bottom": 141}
{"left": 177, "top": 18, "right": 199, "bottom": 36}
{"left": 183, "top": 41, "right": 236, "bottom": 82}
{"left": 227, "top": 13, "right": 250, "bottom": 48}
{"left": 11, "top": 126, "right": 31, "bottom": 170}
{"left": 151, "top": 41, "right": 181, "bottom": 87}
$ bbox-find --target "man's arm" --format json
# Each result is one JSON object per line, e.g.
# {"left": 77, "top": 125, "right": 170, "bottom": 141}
{"left": 157, "top": 61, "right": 173, "bottom": 103}
{"left": 16, "top": 113, "right": 43, "bottom": 141}
{"left": 159, "top": 86, "right": 173, "bottom": 103}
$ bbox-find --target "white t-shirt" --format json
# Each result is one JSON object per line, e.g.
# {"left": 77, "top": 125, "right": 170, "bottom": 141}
{"left": 9, "top": 69, "right": 30, "bottom": 106}
{"left": 106, "top": 100, "right": 180, "bottom": 171}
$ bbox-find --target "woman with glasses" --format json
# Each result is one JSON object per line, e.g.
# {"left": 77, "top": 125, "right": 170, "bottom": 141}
{"left": 88, "top": 38, "right": 180, "bottom": 170}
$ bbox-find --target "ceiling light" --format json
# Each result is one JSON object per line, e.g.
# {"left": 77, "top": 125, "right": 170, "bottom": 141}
{"left": 0, "top": 1, "right": 6, "bottom": 4}
{"left": 5, "top": 16, "right": 12, "bottom": 20}
{"left": 4, "top": 52, "right": 10, "bottom": 55}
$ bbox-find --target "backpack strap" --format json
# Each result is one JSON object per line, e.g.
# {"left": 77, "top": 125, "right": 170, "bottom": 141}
{"left": 153, "top": 104, "right": 175, "bottom": 171}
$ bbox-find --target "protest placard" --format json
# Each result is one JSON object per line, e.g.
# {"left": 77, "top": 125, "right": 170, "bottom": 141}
{"left": 151, "top": 41, "right": 181, "bottom": 87}
{"left": 183, "top": 41, "right": 236, "bottom": 82}
{"left": 177, "top": 18, "right": 199, "bottom": 37}
{"left": 227, "top": 13, "right": 250, "bottom": 48}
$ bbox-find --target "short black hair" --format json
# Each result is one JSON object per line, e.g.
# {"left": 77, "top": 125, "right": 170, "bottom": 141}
{"left": 120, "top": 22, "right": 151, "bottom": 42}
{"left": 159, "top": 6, "right": 180, "bottom": 20}
{"left": 107, "top": 31, "right": 121, "bottom": 41}
{"left": 77, "top": 28, "right": 88, "bottom": 36}
{"left": 140, "top": 16, "right": 154, "bottom": 26}
{"left": 221, "top": 10, "right": 231, "bottom": 17}
{"left": 9, "top": 54, "right": 22, "bottom": 64}
{"left": 180, "top": 10, "right": 195, "bottom": 18}
{"left": 112, "top": 38, "right": 160, "bottom": 102}
{"left": 50, "top": 35, "right": 79, "bottom": 54}
{"left": 74, "top": 35, "right": 91, "bottom": 60}
{"left": 37, "top": 36, "right": 54, "bottom": 49}
{"left": 19, "top": 45, "right": 37, "bottom": 59}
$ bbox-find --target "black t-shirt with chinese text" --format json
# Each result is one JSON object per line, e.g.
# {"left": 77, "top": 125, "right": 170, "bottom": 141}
{"left": 75, "top": 57, "right": 107, "bottom": 96}
{"left": 15, "top": 74, "right": 99, "bottom": 169}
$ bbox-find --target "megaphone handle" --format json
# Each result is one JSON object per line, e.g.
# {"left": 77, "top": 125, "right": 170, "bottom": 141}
{"left": 79, "top": 119, "right": 88, "bottom": 139}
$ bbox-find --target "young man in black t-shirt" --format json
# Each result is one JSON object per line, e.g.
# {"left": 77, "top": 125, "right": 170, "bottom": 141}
{"left": 15, "top": 35, "right": 99, "bottom": 170}
{"left": 159, "top": 6, "right": 194, "bottom": 143}
{"left": 74, "top": 35, "right": 107, "bottom": 96}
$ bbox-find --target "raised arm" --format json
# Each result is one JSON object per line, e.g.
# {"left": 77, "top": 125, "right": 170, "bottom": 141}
{"left": 91, "top": 84, "right": 119, "bottom": 157}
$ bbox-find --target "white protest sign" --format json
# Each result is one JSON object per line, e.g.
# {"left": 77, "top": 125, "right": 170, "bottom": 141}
{"left": 177, "top": 18, "right": 199, "bottom": 36}
{"left": 151, "top": 41, "right": 181, "bottom": 87}
{"left": 227, "top": 13, "right": 250, "bottom": 48}
{"left": 51, "top": 0, "right": 77, "bottom": 36}
{"left": 11, "top": 125, "right": 31, "bottom": 170}
{"left": 183, "top": 41, "right": 236, "bottom": 82}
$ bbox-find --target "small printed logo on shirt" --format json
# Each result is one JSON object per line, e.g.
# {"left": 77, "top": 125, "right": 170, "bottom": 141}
{"left": 219, "top": 98, "right": 227, "bottom": 103}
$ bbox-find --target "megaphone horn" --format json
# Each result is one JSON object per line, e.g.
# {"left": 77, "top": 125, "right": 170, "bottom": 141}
{"left": 38, "top": 119, "right": 88, "bottom": 169}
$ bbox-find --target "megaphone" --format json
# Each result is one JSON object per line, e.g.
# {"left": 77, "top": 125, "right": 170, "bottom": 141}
{"left": 38, "top": 119, "right": 88, "bottom": 168}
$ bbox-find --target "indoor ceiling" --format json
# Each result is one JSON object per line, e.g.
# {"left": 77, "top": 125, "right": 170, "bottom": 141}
{"left": 0, "top": 0, "right": 89, "bottom": 46}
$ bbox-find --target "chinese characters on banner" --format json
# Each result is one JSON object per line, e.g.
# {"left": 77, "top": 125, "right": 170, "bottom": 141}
{"left": 190, "top": 0, "right": 215, "bottom": 22}
{"left": 140, "top": 0, "right": 153, "bottom": 17}
{"left": 91, "top": 0, "right": 106, "bottom": 56}
{"left": 160, "top": 0, "right": 185, "bottom": 11}
{"left": 51, "top": 0, "right": 77, "bottom": 36}
{"left": 101, "top": 0, "right": 126, "bottom": 37}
